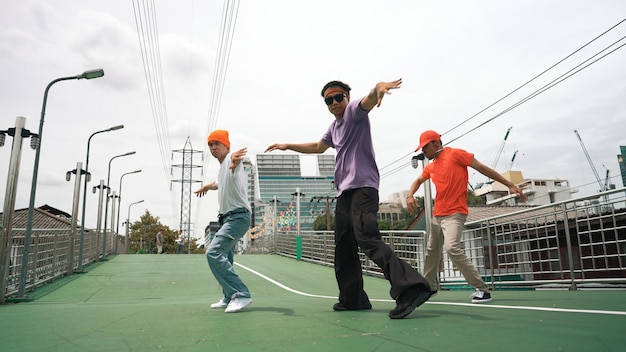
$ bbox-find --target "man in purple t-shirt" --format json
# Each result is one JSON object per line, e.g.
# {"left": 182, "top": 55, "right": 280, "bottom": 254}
{"left": 265, "top": 79, "right": 432, "bottom": 319}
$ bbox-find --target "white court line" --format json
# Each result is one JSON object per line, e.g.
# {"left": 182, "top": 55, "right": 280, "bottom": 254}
{"left": 236, "top": 262, "right": 626, "bottom": 316}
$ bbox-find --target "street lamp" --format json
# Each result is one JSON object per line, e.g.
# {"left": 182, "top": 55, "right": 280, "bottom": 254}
{"left": 411, "top": 153, "right": 424, "bottom": 169}
{"left": 410, "top": 153, "right": 433, "bottom": 244}
{"left": 19, "top": 68, "right": 104, "bottom": 299}
{"left": 101, "top": 151, "right": 135, "bottom": 259}
{"left": 126, "top": 200, "right": 144, "bottom": 254}
{"left": 92, "top": 180, "right": 108, "bottom": 259}
{"left": 0, "top": 116, "right": 38, "bottom": 304}
{"left": 65, "top": 162, "right": 89, "bottom": 274}
{"left": 115, "top": 169, "right": 142, "bottom": 254}
{"left": 291, "top": 188, "right": 305, "bottom": 261}
{"left": 78, "top": 125, "right": 124, "bottom": 272}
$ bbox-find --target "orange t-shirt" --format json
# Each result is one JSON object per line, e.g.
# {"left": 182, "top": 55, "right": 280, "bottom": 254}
{"left": 421, "top": 147, "right": 474, "bottom": 216}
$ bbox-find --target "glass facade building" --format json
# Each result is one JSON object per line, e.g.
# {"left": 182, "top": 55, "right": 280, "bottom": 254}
{"left": 255, "top": 154, "right": 337, "bottom": 231}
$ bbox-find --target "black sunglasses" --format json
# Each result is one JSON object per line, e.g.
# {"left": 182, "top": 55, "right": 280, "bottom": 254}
{"left": 324, "top": 94, "right": 346, "bottom": 105}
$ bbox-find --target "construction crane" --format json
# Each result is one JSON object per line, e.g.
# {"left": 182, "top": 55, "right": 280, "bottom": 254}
{"left": 602, "top": 166, "right": 615, "bottom": 191}
{"left": 483, "top": 127, "right": 513, "bottom": 184}
{"left": 508, "top": 150, "right": 518, "bottom": 171}
{"left": 574, "top": 130, "right": 606, "bottom": 192}
{"left": 492, "top": 127, "right": 513, "bottom": 171}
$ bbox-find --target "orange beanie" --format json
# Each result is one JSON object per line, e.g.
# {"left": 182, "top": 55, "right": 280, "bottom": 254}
{"left": 208, "top": 130, "right": 230, "bottom": 149}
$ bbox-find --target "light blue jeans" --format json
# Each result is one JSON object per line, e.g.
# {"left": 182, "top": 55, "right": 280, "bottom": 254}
{"left": 206, "top": 210, "right": 251, "bottom": 302}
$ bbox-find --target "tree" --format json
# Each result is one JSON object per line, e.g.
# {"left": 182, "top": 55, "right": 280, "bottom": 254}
{"left": 467, "top": 189, "right": 485, "bottom": 205}
{"left": 379, "top": 220, "right": 391, "bottom": 231}
{"left": 390, "top": 208, "right": 416, "bottom": 230}
{"left": 313, "top": 212, "right": 335, "bottom": 231}
{"left": 127, "top": 210, "right": 204, "bottom": 254}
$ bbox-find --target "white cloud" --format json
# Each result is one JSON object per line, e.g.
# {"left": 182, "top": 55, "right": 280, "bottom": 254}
{"left": 1, "top": 0, "right": 626, "bottom": 237}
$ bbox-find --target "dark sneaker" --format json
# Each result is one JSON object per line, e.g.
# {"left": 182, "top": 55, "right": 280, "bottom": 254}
{"left": 388, "top": 288, "right": 431, "bottom": 319}
{"left": 333, "top": 302, "right": 372, "bottom": 311}
{"left": 333, "top": 302, "right": 348, "bottom": 311}
{"left": 471, "top": 289, "right": 492, "bottom": 304}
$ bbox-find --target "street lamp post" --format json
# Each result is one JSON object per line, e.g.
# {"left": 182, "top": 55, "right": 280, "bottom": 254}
{"left": 92, "top": 180, "right": 108, "bottom": 260}
{"left": 410, "top": 153, "right": 433, "bottom": 248}
{"left": 126, "top": 200, "right": 144, "bottom": 254}
{"left": 19, "top": 68, "right": 104, "bottom": 299}
{"left": 269, "top": 196, "right": 281, "bottom": 253}
{"left": 291, "top": 188, "right": 305, "bottom": 261}
{"left": 109, "top": 192, "right": 119, "bottom": 254}
{"left": 115, "top": 169, "right": 142, "bottom": 254}
{"left": 0, "top": 116, "right": 38, "bottom": 304}
{"left": 66, "top": 162, "right": 89, "bottom": 274}
{"left": 101, "top": 151, "right": 135, "bottom": 259}
{"left": 77, "top": 125, "right": 123, "bottom": 272}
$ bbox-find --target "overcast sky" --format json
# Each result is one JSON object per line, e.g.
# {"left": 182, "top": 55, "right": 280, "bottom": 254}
{"left": 1, "top": 1, "right": 625, "bottom": 238}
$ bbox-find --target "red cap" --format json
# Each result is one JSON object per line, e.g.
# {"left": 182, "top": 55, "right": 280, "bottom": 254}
{"left": 415, "top": 130, "right": 441, "bottom": 152}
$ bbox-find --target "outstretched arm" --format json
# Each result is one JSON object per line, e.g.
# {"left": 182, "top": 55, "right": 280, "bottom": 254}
{"left": 265, "top": 141, "right": 330, "bottom": 154}
{"left": 470, "top": 158, "right": 527, "bottom": 202}
{"left": 359, "top": 78, "right": 402, "bottom": 112}
{"left": 406, "top": 174, "right": 427, "bottom": 214}
{"left": 230, "top": 147, "right": 247, "bottom": 172}
{"left": 194, "top": 181, "right": 217, "bottom": 197}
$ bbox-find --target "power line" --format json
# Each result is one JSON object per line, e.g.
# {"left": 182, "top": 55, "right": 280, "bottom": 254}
{"left": 380, "top": 18, "right": 626, "bottom": 182}
{"left": 132, "top": 0, "right": 172, "bottom": 185}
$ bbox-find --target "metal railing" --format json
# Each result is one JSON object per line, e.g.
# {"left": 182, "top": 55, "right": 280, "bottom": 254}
{"left": 271, "top": 187, "right": 626, "bottom": 290}
{"left": 3, "top": 228, "right": 118, "bottom": 300}
{"left": 4, "top": 187, "right": 625, "bottom": 300}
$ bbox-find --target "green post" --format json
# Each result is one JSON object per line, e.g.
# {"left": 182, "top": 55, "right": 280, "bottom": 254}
{"left": 296, "top": 235, "right": 302, "bottom": 260}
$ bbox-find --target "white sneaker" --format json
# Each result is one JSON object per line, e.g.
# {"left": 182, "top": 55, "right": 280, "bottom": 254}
{"left": 210, "top": 299, "right": 229, "bottom": 309}
{"left": 224, "top": 297, "right": 252, "bottom": 313}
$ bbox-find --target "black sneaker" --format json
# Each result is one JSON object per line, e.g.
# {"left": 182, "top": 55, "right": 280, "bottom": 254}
{"left": 471, "top": 289, "right": 492, "bottom": 304}
{"left": 333, "top": 302, "right": 348, "bottom": 311}
{"left": 388, "top": 288, "right": 431, "bottom": 319}
{"left": 332, "top": 302, "right": 372, "bottom": 311}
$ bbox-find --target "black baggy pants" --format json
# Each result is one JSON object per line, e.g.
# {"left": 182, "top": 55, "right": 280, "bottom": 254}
{"left": 334, "top": 187, "right": 430, "bottom": 308}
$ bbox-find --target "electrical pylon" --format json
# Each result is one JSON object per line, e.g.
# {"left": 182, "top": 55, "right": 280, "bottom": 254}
{"left": 171, "top": 137, "right": 203, "bottom": 253}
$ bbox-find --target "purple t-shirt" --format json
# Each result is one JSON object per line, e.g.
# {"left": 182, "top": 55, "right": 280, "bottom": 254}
{"left": 321, "top": 98, "right": 379, "bottom": 196}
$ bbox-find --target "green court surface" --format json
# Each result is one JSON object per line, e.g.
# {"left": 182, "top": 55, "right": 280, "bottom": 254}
{"left": 1, "top": 254, "right": 625, "bottom": 351}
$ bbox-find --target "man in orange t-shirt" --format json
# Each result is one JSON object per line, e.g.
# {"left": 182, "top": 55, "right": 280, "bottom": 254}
{"left": 406, "top": 130, "right": 526, "bottom": 303}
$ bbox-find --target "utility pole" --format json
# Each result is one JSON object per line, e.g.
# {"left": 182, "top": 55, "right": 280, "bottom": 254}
{"left": 311, "top": 196, "right": 335, "bottom": 230}
{"left": 171, "top": 137, "right": 202, "bottom": 253}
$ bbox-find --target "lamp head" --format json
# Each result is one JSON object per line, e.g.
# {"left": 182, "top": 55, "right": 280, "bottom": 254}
{"left": 411, "top": 154, "right": 425, "bottom": 169}
{"left": 109, "top": 125, "right": 124, "bottom": 131}
{"left": 79, "top": 69, "right": 105, "bottom": 80}
{"left": 30, "top": 134, "right": 40, "bottom": 150}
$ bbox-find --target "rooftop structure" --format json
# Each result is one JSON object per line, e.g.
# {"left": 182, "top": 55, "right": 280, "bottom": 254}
{"left": 474, "top": 171, "right": 577, "bottom": 206}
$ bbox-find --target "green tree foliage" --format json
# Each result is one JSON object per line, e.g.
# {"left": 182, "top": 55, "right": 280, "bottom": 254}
{"left": 390, "top": 208, "right": 417, "bottom": 230}
{"left": 313, "top": 212, "right": 335, "bottom": 231}
{"left": 467, "top": 189, "right": 486, "bottom": 205}
{"left": 379, "top": 220, "right": 391, "bottom": 230}
{"left": 127, "top": 210, "right": 204, "bottom": 254}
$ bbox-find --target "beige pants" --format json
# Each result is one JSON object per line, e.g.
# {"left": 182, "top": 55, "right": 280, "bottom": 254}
{"left": 423, "top": 213, "right": 489, "bottom": 291}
